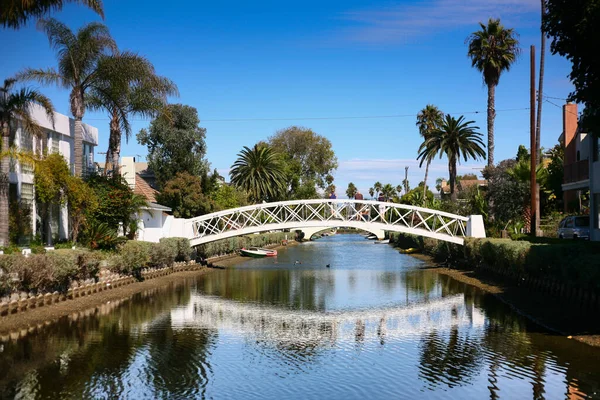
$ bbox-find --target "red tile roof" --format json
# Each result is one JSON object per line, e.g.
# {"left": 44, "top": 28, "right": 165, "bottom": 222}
{"left": 134, "top": 174, "right": 158, "bottom": 203}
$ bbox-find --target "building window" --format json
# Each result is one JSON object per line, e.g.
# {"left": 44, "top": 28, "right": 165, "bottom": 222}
{"left": 21, "top": 183, "right": 34, "bottom": 207}
{"left": 47, "top": 131, "right": 60, "bottom": 154}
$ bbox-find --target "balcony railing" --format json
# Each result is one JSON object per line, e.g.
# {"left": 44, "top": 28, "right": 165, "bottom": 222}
{"left": 564, "top": 159, "right": 589, "bottom": 184}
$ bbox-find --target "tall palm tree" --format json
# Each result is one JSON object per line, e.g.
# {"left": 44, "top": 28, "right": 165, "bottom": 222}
{"left": 230, "top": 144, "right": 286, "bottom": 203}
{"left": 467, "top": 18, "right": 520, "bottom": 167}
{"left": 373, "top": 181, "right": 382, "bottom": 199}
{"left": 1, "top": 0, "right": 104, "bottom": 29}
{"left": 87, "top": 51, "right": 178, "bottom": 176}
{"left": 381, "top": 183, "right": 396, "bottom": 201}
{"left": 17, "top": 18, "right": 116, "bottom": 176}
{"left": 416, "top": 104, "right": 444, "bottom": 203}
{"left": 417, "top": 115, "right": 486, "bottom": 199}
{"left": 0, "top": 78, "right": 54, "bottom": 246}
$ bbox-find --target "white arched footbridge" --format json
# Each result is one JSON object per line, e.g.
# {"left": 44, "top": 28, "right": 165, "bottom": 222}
{"left": 167, "top": 199, "right": 485, "bottom": 246}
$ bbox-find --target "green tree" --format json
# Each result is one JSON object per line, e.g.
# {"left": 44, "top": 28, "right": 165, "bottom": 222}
{"left": 1, "top": 0, "right": 104, "bottom": 29}
{"left": 268, "top": 126, "right": 338, "bottom": 198}
{"left": 155, "top": 172, "right": 215, "bottom": 218}
{"left": 482, "top": 159, "right": 528, "bottom": 226}
{"left": 137, "top": 104, "right": 208, "bottom": 187}
{"left": 417, "top": 115, "right": 486, "bottom": 199}
{"left": 88, "top": 51, "right": 178, "bottom": 176}
{"left": 85, "top": 174, "right": 146, "bottom": 237}
{"left": 211, "top": 183, "right": 247, "bottom": 210}
{"left": 0, "top": 78, "right": 54, "bottom": 246}
{"left": 371, "top": 181, "right": 382, "bottom": 199}
{"left": 416, "top": 104, "right": 444, "bottom": 203}
{"left": 18, "top": 18, "right": 116, "bottom": 176}
{"left": 545, "top": 144, "right": 564, "bottom": 211}
{"left": 230, "top": 144, "right": 286, "bottom": 203}
{"left": 345, "top": 182, "right": 357, "bottom": 199}
{"left": 66, "top": 175, "right": 98, "bottom": 243}
{"left": 544, "top": 0, "right": 600, "bottom": 131}
{"left": 467, "top": 18, "right": 520, "bottom": 166}
{"left": 381, "top": 183, "right": 397, "bottom": 201}
{"left": 34, "top": 153, "right": 70, "bottom": 244}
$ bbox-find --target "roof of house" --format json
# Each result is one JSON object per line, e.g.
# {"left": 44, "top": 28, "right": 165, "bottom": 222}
{"left": 135, "top": 174, "right": 158, "bottom": 203}
{"left": 441, "top": 179, "right": 487, "bottom": 194}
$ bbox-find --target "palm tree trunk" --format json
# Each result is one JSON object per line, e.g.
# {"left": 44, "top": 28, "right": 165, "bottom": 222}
{"left": 422, "top": 159, "right": 431, "bottom": 205}
{"left": 536, "top": 0, "right": 546, "bottom": 165}
{"left": 74, "top": 117, "right": 84, "bottom": 177}
{"left": 449, "top": 158, "right": 457, "bottom": 201}
{"left": 0, "top": 122, "right": 10, "bottom": 247}
{"left": 110, "top": 111, "right": 121, "bottom": 177}
{"left": 487, "top": 84, "right": 496, "bottom": 167}
{"left": 71, "top": 90, "right": 85, "bottom": 177}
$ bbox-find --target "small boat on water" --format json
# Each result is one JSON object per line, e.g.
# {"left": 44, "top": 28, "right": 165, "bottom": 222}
{"left": 399, "top": 248, "right": 419, "bottom": 254}
{"left": 374, "top": 239, "right": 390, "bottom": 244}
{"left": 366, "top": 234, "right": 377, "bottom": 240}
{"left": 240, "top": 247, "right": 278, "bottom": 258}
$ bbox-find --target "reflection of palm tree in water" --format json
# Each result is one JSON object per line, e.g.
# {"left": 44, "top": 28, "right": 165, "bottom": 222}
{"left": 418, "top": 326, "right": 483, "bottom": 390}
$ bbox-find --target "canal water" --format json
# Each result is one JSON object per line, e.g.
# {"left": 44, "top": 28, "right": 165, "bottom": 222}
{"left": 1, "top": 234, "right": 599, "bottom": 399}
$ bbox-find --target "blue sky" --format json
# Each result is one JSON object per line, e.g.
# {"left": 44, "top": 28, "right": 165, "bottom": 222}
{"left": 1, "top": 0, "right": 576, "bottom": 196}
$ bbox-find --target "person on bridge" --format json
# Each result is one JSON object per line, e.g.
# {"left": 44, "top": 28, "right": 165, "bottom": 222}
{"left": 328, "top": 190, "right": 338, "bottom": 218}
{"left": 354, "top": 191, "right": 365, "bottom": 220}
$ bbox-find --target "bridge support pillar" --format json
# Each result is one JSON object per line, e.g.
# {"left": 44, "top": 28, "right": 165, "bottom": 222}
{"left": 467, "top": 215, "right": 486, "bottom": 239}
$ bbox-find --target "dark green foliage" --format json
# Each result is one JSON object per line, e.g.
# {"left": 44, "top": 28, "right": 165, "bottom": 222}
{"left": 417, "top": 115, "right": 486, "bottom": 198}
{"left": 482, "top": 159, "right": 528, "bottom": 226}
{"left": 1, "top": 0, "right": 104, "bottom": 29}
{"left": 137, "top": 104, "right": 208, "bottom": 188}
{"left": 159, "top": 237, "right": 191, "bottom": 262}
{"left": 268, "top": 126, "right": 338, "bottom": 198}
{"left": 156, "top": 172, "right": 216, "bottom": 218}
{"left": 230, "top": 144, "right": 286, "bottom": 202}
{"left": 466, "top": 238, "right": 600, "bottom": 290}
{"left": 9, "top": 200, "right": 32, "bottom": 245}
{"left": 81, "top": 221, "right": 126, "bottom": 250}
{"left": 543, "top": 0, "right": 600, "bottom": 132}
{"left": 85, "top": 174, "right": 146, "bottom": 237}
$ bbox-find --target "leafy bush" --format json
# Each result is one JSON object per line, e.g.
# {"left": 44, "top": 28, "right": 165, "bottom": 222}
{"left": 0, "top": 250, "right": 103, "bottom": 294}
{"left": 160, "top": 237, "right": 191, "bottom": 262}
{"left": 150, "top": 241, "right": 178, "bottom": 267}
{"left": 117, "top": 241, "right": 152, "bottom": 277}
{"left": 82, "top": 221, "right": 127, "bottom": 250}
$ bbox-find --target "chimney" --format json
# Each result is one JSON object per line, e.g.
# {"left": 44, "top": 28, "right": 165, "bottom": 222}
{"left": 121, "top": 156, "right": 136, "bottom": 190}
{"left": 563, "top": 103, "right": 578, "bottom": 165}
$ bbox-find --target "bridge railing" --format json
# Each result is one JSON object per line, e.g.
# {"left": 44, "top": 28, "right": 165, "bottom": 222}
{"left": 182, "top": 199, "right": 483, "bottom": 245}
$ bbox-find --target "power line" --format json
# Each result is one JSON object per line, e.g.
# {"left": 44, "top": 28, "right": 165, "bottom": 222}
{"left": 83, "top": 107, "right": 530, "bottom": 123}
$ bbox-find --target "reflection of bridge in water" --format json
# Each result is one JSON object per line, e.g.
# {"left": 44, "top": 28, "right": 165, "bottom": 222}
{"left": 170, "top": 294, "right": 486, "bottom": 344}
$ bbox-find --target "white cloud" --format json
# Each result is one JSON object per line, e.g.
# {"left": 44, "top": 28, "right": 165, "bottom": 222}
{"left": 339, "top": 0, "right": 539, "bottom": 44}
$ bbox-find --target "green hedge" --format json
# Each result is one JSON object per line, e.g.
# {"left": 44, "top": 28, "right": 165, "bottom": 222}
{"left": 196, "top": 232, "right": 289, "bottom": 259}
{"left": 0, "top": 249, "right": 102, "bottom": 295}
{"left": 390, "top": 233, "right": 600, "bottom": 292}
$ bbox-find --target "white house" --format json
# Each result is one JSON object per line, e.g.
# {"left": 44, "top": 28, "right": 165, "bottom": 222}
{"left": 7, "top": 104, "right": 98, "bottom": 245}
{"left": 120, "top": 156, "right": 176, "bottom": 243}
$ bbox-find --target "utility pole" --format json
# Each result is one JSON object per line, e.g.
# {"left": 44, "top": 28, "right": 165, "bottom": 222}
{"left": 404, "top": 166, "right": 409, "bottom": 195}
{"left": 530, "top": 45, "right": 538, "bottom": 236}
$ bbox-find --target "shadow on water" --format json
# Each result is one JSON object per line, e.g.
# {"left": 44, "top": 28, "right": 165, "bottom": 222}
{"left": 0, "top": 234, "right": 599, "bottom": 399}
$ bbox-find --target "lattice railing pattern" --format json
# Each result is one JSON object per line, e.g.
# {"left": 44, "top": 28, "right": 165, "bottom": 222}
{"left": 188, "top": 200, "right": 469, "bottom": 243}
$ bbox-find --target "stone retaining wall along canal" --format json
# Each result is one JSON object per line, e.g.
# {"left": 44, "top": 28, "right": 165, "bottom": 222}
{"left": 390, "top": 233, "right": 600, "bottom": 310}
{"left": 0, "top": 261, "right": 204, "bottom": 318}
